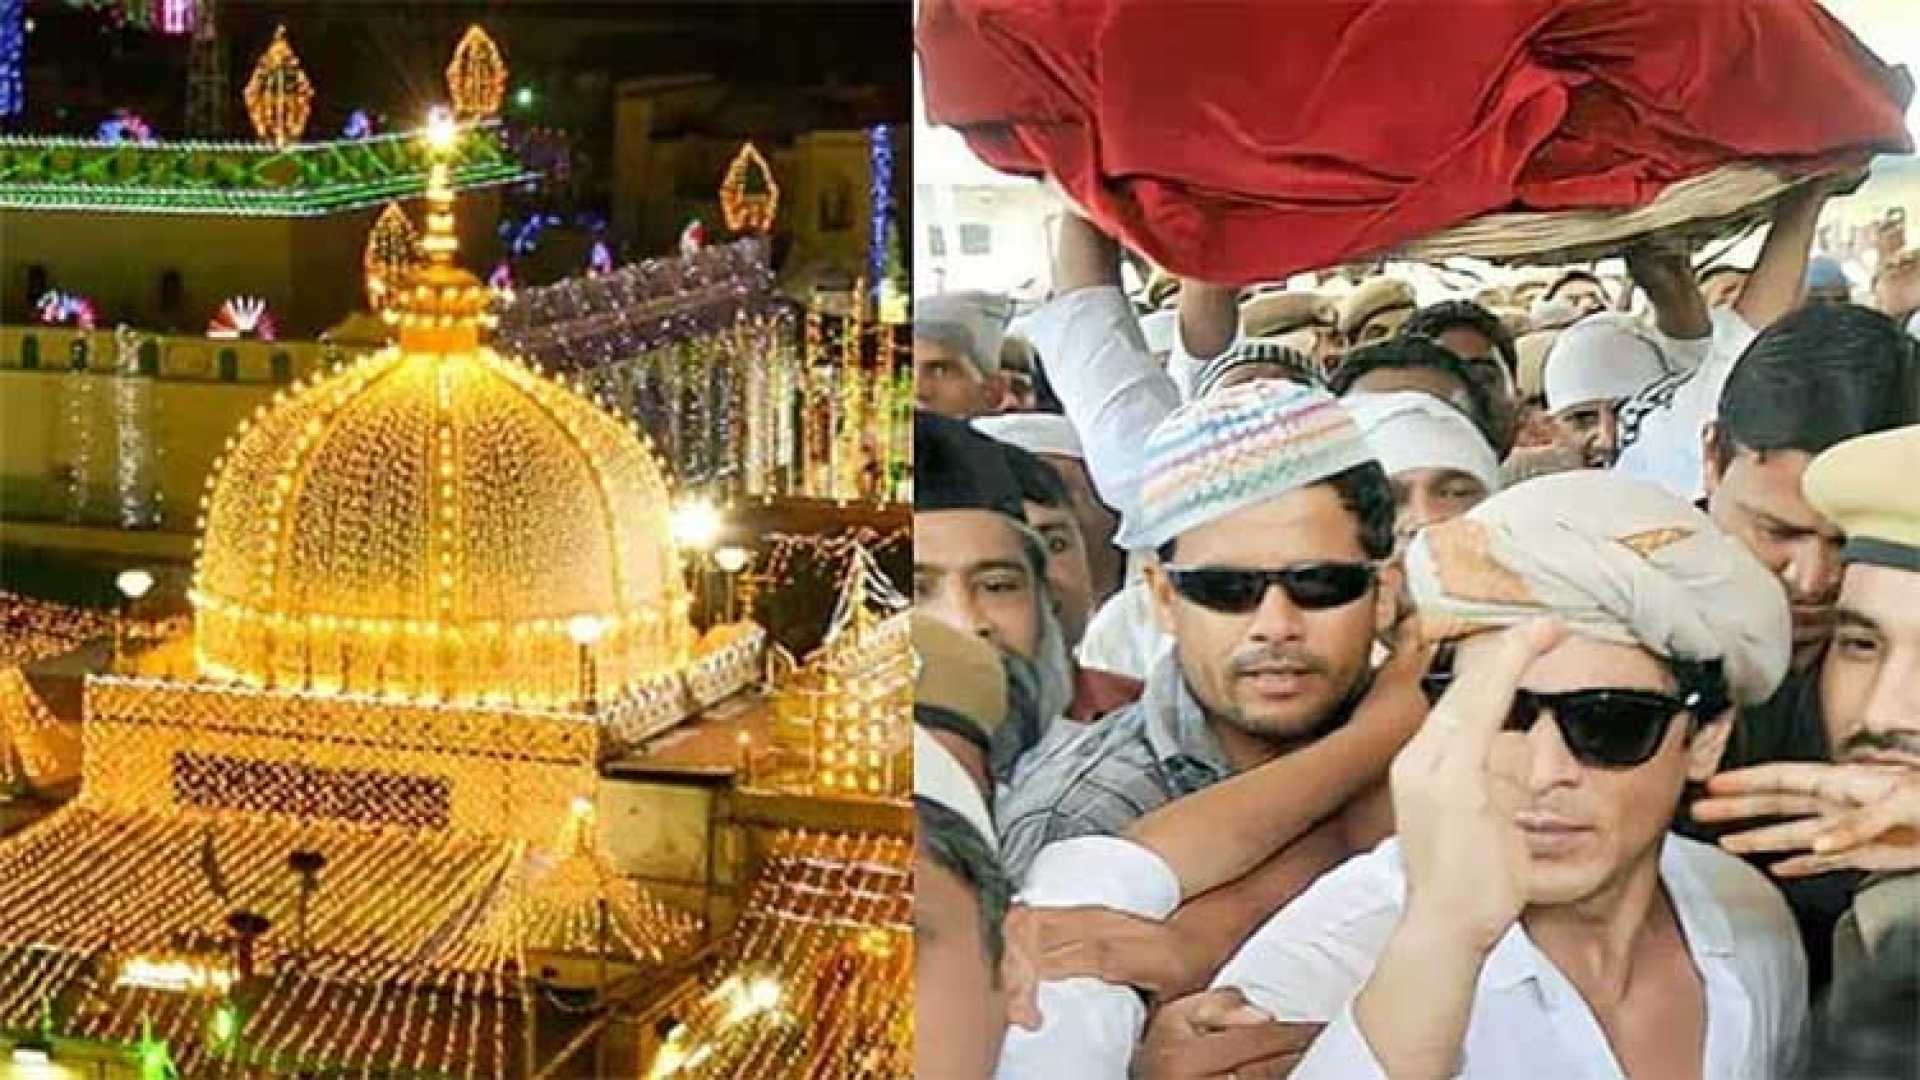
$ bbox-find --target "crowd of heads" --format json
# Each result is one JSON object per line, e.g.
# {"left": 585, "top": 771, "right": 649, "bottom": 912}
{"left": 913, "top": 203, "right": 1920, "bottom": 1078}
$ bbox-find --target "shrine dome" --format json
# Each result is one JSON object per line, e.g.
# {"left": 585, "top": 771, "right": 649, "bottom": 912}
{"left": 190, "top": 154, "right": 692, "bottom": 708}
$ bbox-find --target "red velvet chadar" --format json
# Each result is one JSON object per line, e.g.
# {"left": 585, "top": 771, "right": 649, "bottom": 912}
{"left": 918, "top": 0, "right": 1913, "bottom": 284}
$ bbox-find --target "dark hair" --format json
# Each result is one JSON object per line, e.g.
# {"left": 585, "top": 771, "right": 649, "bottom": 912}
{"left": 915, "top": 796, "right": 1013, "bottom": 971}
{"left": 1545, "top": 269, "right": 1606, "bottom": 301}
{"left": 1157, "top": 459, "right": 1395, "bottom": 564}
{"left": 999, "top": 441, "right": 1070, "bottom": 509}
{"left": 1711, "top": 304, "right": 1920, "bottom": 470}
{"left": 1330, "top": 336, "right": 1504, "bottom": 452}
{"left": 1030, "top": 350, "right": 1066, "bottom": 414}
{"left": 1400, "top": 299, "right": 1519, "bottom": 378}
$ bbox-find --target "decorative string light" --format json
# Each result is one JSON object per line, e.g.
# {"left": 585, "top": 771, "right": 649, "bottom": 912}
{"left": 445, "top": 25, "right": 507, "bottom": 122}
{"left": 363, "top": 201, "right": 422, "bottom": 311}
{"left": 0, "top": 0, "right": 23, "bottom": 119}
{"left": 243, "top": 25, "right": 315, "bottom": 148}
{"left": 754, "top": 545, "right": 909, "bottom": 800}
{"left": 866, "top": 124, "right": 892, "bottom": 298}
{"left": 718, "top": 142, "right": 778, "bottom": 234}
{"left": 646, "top": 830, "right": 911, "bottom": 1078}
{"left": 0, "top": 125, "right": 535, "bottom": 216}
{"left": 36, "top": 290, "right": 97, "bottom": 329}
{"left": 113, "top": 325, "right": 161, "bottom": 529}
{"left": 193, "top": 138, "right": 704, "bottom": 712}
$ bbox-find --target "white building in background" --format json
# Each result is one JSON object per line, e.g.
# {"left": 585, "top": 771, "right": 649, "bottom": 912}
{"left": 913, "top": 62, "right": 1057, "bottom": 303}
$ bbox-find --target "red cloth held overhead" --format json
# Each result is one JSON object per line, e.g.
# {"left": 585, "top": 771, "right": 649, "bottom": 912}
{"left": 918, "top": 0, "right": 1913, "bottom": 284}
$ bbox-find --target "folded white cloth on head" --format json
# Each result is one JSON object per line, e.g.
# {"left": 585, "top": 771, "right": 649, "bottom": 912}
{"left": 1544, "top": 312, "right": 1675, "bottom": 415}
{"left": 1344, "top": 390, "right": 1503, "bottom": 495}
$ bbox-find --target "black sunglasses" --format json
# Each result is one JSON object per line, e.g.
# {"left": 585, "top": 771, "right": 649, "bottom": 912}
{"left": 1419, "top": 643, "right": 1720, "bottom": 769}
{"left": 1164, "top": 562, "right": 1376, "bottom": 615}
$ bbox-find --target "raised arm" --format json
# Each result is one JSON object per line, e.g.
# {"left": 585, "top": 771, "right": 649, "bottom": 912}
{"left": 1735, "top": 180, "right": 1836, "bottom": 331}
{"left": 1020, "top": 212, "right": 1181, "bottom": 525}
{"left": 1626, "top": 241, "right": 1711, "bottom": 343}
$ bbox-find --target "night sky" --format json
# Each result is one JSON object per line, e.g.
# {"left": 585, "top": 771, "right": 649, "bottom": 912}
{"left": 17, "top": 1, "right": 908, "bottom": 140}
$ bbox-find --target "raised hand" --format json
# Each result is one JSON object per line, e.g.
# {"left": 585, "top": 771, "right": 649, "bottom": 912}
{"left": 1391, "top": 619, "right": 1564, "bottom": 951}
{"left": 1694, "top": 762, "right": 1920, "bottom": 877}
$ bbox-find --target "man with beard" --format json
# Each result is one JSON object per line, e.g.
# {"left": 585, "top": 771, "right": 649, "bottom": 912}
{"left": 1691, "top": 424, "right": 1920, "bottom": 990}
{"left": 914, "top": 411, "right": 1077, "bottom": 777}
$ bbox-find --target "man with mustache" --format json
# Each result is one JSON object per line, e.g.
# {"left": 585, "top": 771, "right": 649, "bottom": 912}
{"left": 1206, "top": 471, "right": 1805, "bottom": 1079}
{"left": 992, "top": 381, "right": 1412, "bottom": 1076}
{"left": 1691, "top": 424, "right": 1920, "bottom": 990}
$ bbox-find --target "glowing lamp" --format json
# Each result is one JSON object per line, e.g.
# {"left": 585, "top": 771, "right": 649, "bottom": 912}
{"left": 671, "top": 501, "right": 722, "bottom": 552}
{"left": 566, "top": 614, "right": 606, "bottom": 646}
{"left": 116, "top": 956, "right": 236, "bottom": 994}
{"left": 746, "top": 976, "right": 781, "bottom": 1012}
{"left": 713, "top": 545, "right": 750, "bottom": 574}
{"left": 424, "top": 107, "right": 458, "bottom": 153}
{"left": 117, "top": 569, "right": 156, "bottom": 600}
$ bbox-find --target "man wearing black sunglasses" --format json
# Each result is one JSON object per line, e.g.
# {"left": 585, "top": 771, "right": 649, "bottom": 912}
{"left": 994, "top": 381, "right": 1412, "bottom": 1077}
{"left": 1211, "top": 471, "right": 1804, "bottom": 1079}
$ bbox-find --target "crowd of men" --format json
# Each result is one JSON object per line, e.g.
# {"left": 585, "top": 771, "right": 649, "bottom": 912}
{"left": 912, "top": 180, "right": 1920, "bottom": 1078}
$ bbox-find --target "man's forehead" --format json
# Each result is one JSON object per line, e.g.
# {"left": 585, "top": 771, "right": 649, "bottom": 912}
{"left": 1728, "top": 448, "right": 1841, "bottom": 535}
{"left": 915, "top": 509, "right": 1028, "bottom": 564}
{"left": 1839, "top": 563, "right": 1920, "bottom": 634}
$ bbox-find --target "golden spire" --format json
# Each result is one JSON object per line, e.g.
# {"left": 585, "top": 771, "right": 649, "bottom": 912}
{"left": 381, "top": 112, "right": 495, "bottom": 353}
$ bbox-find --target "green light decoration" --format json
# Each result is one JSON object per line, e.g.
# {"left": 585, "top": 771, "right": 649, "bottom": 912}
{"left": 137, "top": 1016, "right": 178, "bottom": 1080}
{"left": 208, "top": 1000, "right": 239, "bottom": 1047}
{"left": 0, "top": 124, "right": 534, "bottom": 217}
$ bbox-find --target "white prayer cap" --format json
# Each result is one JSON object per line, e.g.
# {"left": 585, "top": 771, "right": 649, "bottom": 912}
{"left": 1344, "top": 391, "right": 1503, "bottom": 496}
{"left": 1529, "top": 296, "right": 1583, "bottom": 331}
{"left": 914, "top": 726, "right": 996, "bottom": 847}
{"left": 1140, "top": 309, "right": 1177, "bottom": 356}
{"left": 1544, "top": 313, "right": 1674, "bottom": 416}
{"left": 916, "top": 291, "right": 1011, "bottom": 378}
{"left": 973, "top": 412, "right": 1084, "bottom": 460}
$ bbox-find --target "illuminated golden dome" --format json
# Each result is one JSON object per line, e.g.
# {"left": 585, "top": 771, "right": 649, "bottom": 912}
{"left": 192, "top": 140, "right": 692, "bottom": 707}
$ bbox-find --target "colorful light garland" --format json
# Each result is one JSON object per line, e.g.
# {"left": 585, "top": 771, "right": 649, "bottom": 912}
{"left": 205, "top": 296, "right": 276, "bottom": 340}
{"left": 0, "top": 0, "right": 23, "bottom": 119}
{"left": 0, "top": 125, "right": 534, "bottom": 217}
{"left": 494, "top": 239, "right": 910, "bottom": 504}
{"left": 97, "top": 108, "right": 156, "bottom": 143}
{"left": 36, "top": 290, "right": 96, "bottom": 329}
{"left": 867, "top": 124, "right": 892, "bottom": 298}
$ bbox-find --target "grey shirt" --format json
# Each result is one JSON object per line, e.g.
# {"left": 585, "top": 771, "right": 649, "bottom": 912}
{"left": 995, "top": 653, "right": 1234, "bottom": 884}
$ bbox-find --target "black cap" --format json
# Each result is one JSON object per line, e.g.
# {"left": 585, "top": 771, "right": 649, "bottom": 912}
{"left": 914, "top": 410, "right": 1027, "bottom": 522}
